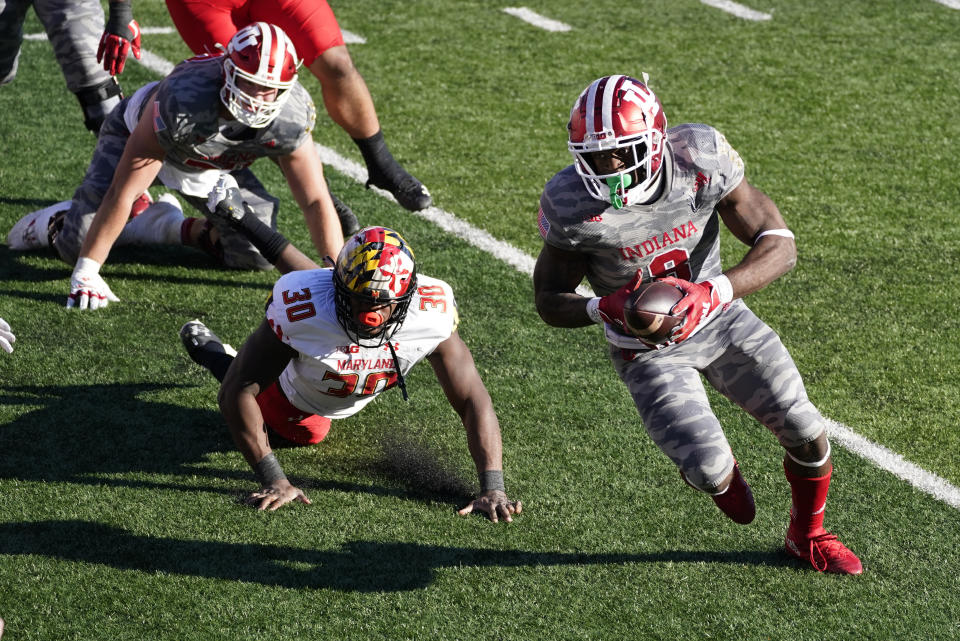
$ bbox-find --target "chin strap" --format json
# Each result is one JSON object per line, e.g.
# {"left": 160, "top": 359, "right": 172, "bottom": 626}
{"left": 606, "top": 174, "right": 632, "bottom": 209}
{"left": 387, "top": 340, "right": 409, "bottom": 401}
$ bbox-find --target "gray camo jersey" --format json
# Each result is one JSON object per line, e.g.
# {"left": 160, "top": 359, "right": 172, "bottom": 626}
{"left": 53, "top": 54, "right": 316, "bottom": 268}
{"left": 539, "top": 123, "right": 745, "bottom": 296}
{"left": 539, "top": 124, "right": 825, "bottom": 489}
{"left": 145, "top": 54, "right": 315, "bottom": 174}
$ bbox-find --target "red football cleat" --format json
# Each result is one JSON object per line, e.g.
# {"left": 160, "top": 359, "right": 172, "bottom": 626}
{"left": 711, "top": 461, "right": 756, "bottom": 524}
{"left": 785, "top": 528, "right": 863, "bottom": 575}
{"left": 129, "top": 191, "right": 153, "bottom": 219}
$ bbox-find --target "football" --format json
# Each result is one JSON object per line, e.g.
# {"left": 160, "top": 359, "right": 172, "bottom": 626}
{"left": 622, "top": 281, "right": 685, "bottom": 344}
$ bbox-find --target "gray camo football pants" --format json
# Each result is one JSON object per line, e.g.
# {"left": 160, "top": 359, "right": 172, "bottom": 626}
{"left": 610, "top": 299, "right": 825, "bottom": 492}
{"left": 0, "top": 0, "right": 109, "bottom": 91}
{"left": 54, "top": 95, "right": 278, "bottom": 271}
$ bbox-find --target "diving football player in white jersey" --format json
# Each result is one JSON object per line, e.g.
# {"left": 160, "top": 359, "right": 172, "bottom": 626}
{"left": 181, "top": 219, "right": 520, "bottom": 522}
{"left": 533, "top": 74, "right": 861, "bottom": 574}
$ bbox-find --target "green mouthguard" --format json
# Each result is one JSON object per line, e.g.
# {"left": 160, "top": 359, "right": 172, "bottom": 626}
{"left": 606, "top": 174, "right": 632, "bottom": 209}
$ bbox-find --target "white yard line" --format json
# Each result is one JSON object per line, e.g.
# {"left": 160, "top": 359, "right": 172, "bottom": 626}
{"left": 25, "top": 26, "right": 174, "bottom": 40}
{"left": 502, "top": 7, "right": 572, "bottom": 32}
{"left": 313, "top": 145, "right": 592, "bottom": 292}
{"left": 699, "top": 0, "right": 772, "bottom": 21}
{"left": 341, "top": 29, "right": 366, "bottom": 45}
{"left": 64, "top": 42, "right": 960, "bottom": 513}
{"left": 827, "top": 420, "right": 960, "bottom": 509}
{"left": 932, "top": 0, "right": 960, "bottom": 9}
{"left": 137, "top": 49, "right": 175, "bottom": 76}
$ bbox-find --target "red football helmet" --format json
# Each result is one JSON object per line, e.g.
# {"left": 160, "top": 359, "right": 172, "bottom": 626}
{"left": 220, "top": 22, "right": 300, "bottom": 128}
{"left": 568, "top": 74, "right": 668, "bottom": 208}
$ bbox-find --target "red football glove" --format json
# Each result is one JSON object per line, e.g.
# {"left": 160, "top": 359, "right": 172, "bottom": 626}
{"left": 597, "top": 270, "right": 645, "bottom": 333}
{"left": 98, "top": 2, "right": 141, "bottom": 76}
{"left": 659, "top": 276, "right": 730, "bottom": 343}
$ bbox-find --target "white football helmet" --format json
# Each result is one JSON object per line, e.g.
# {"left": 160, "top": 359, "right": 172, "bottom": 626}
{"left": 220, "top": 22, "right": 300, "bottom": 128}
{"left": 568, "top": 74, "right": 668, "bottom": 208}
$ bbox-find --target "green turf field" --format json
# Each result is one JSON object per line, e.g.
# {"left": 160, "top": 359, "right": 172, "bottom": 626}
{"left": 1, "top": 1, "right": 959, "bottom": 639}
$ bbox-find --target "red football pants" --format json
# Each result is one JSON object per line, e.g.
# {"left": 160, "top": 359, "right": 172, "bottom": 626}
{"left": 165, "top": 0, "right": 344, "bottom": 64}
{"left": 256, "top": 380, "right": 331, "bottom": 445}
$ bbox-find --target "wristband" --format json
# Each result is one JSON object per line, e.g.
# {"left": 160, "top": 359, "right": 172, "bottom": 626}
{"left": 107, "top": 1, "right": 134, "bottom": 29}
{"left": 253, "top": 452, "right": 287, "bottom": 485}
{"left": 706, "top": 274, "right": 734, "bottom": 304}
{"left": 75, "top": 256, "right": 102, "bottom": 275}
{"left": 479, "top": 469, "right": 505, "bottom": 492}
{"left": 754, "top": 228, "right": 795, "bottom": 244}
{"left": 585, "top": 297, "right": 603, "bottom": 324}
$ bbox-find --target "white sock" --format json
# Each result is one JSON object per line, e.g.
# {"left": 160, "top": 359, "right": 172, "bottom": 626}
{"left": 6, "top": 200, "right": 70, "bottom": 250}
{"left": 117, "top": 194, "right": 185, "bottom": 246}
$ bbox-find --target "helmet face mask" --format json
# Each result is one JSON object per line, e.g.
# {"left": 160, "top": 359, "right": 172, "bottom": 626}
{"left": 220, "top": 22, "right": 300, "bottom": 128}
{"left": 334, "top": 227, "right": 417, "bottom": 347}
{"left": 568, "top": 74, "right": 667, "bottom": 208}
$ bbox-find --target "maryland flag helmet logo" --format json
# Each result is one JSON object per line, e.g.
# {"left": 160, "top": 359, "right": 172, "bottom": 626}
{"left": 333, "top": 227, "right": 417, "bottom": 345}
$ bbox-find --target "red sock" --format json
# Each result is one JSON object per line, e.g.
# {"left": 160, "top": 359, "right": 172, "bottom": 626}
{"left": 784, "top": 458, "right": 832, "bottom": 537}
{"left": 181, "top": 218, "right": 224, "bottom": 262}
{"left": 180, "top": 217, "right": 196, "bottom": 245}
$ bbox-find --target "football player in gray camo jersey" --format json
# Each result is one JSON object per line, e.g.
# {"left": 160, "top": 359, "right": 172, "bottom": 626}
{"left": 7, "top": 22, "right": 347, "bottom": 311}
{"left": 533, "top": 74, "right": 862, "bottom": 575}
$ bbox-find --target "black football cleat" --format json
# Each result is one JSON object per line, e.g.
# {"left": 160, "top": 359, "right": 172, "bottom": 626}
{"left": 366, "top": 167, "right": 432, "bottom": 211}
{"left": 180, "top": 319, "right": 236, "bottom": 365}
{"left": 330, "top": 192, "right": 360, "bottom": 236}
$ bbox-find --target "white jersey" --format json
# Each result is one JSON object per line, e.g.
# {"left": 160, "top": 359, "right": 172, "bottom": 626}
{"left": 265, "top": 269, "right": 459, "bottom": 419}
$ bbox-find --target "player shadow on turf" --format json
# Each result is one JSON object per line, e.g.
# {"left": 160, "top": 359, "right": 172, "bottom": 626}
{"left": 0, "top": 519, "right": 798, "bottom": 592}
{"left": 0, "top": 197, "right": 65, "bottom": 211}
{"left": 0, "top": 382, "right": 237, "bottom": 493}
{"left": 0, "top": 383, "right": 475, "bottom": 507}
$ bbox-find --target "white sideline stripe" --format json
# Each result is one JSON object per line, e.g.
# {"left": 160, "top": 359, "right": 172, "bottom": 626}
{"left": 313, "top": 144, "right": 592, "bottom": 297}
{"left": 826, "top": 420, "right": 960, "bottom": 509}
{"left": 133, "top": 49, "right": 960, "bottom": 513}
{"left": 932, "top": 0, "right": 960, "bottom": 9}
{"left": 25, "top": 27, "right": 174, "bottom": 41}
{"left": 137, "top": 49, "right": 175, "bottom": 76}
{"left": 698, "top": 0, "right": 772, "bottom": 21}
{"left": 341, "top": 30, "right": 366, "bottom": 45}
{"left": 502, "top": 7, "right": 572, "bottom": 32}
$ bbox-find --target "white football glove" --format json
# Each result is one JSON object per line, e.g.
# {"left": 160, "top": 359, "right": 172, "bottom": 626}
{"left": 206, "top": 173, "right": 245, "bottom": 224}
{"left": 67, "top": 257, "right": 120, "bottom": 310}
{"left": 0, "top": 318, "right": 15, "bottom": 353}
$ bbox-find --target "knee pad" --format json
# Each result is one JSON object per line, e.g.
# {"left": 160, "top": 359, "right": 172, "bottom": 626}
{"left": 74, "top": 77, "right": 123, "bottom": 133}
{"left": 678, "top": 450, "right": 735, "bottom": 494}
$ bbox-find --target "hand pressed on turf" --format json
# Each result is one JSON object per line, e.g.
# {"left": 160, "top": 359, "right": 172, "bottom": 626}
{"left": 244, "top": 479, "right": 312, "bottom": 511}
{"left": 457, "top": 490, "right": 522, "bottom": 523}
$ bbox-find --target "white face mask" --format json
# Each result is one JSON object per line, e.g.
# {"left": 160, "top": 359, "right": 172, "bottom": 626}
{"left": 219, "top": 22, "right": 300, "bottom": 128}
{"left": 220, "top": 58, "right": 295, "bottom": 128}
